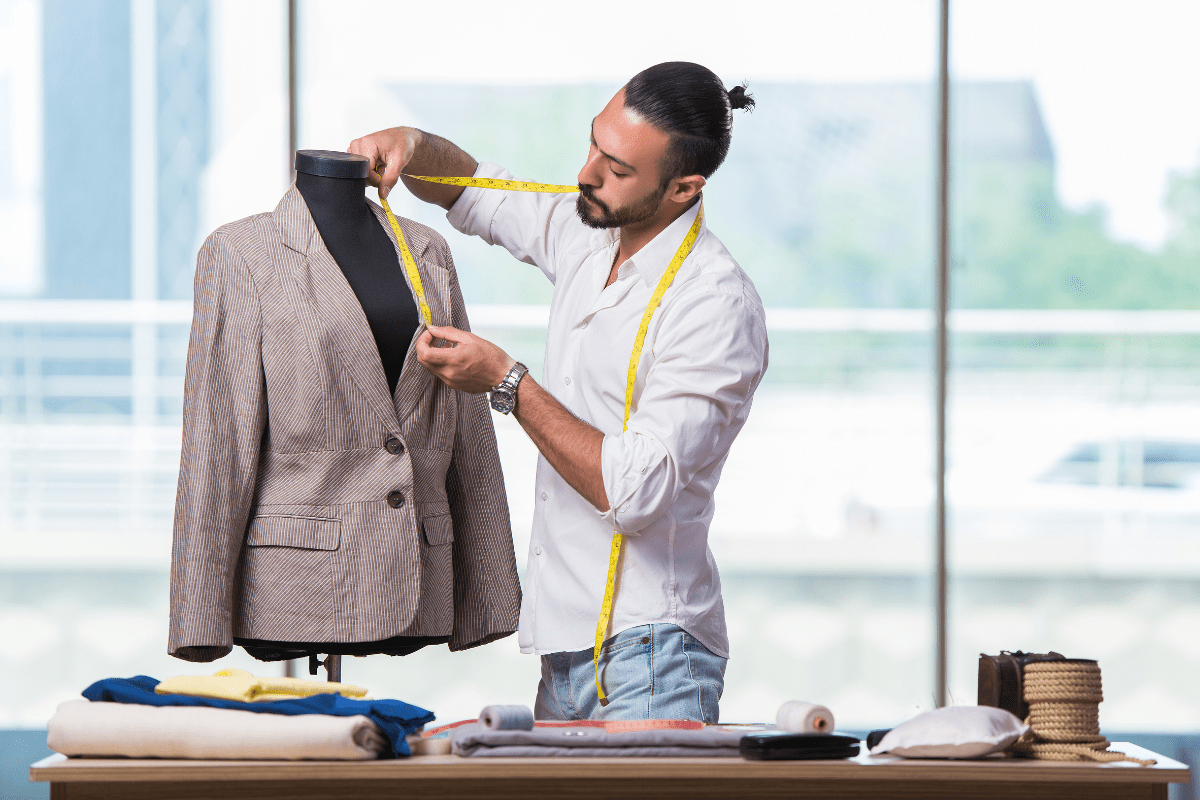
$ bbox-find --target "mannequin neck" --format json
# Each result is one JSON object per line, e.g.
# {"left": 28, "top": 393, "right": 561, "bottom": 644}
{"left": 295, "top": 171, "right": 371, "bottom": 225}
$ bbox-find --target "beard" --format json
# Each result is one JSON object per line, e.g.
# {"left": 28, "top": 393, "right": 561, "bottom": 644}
{"left": 575, "top": 183, "right": 663, "bottom": 229}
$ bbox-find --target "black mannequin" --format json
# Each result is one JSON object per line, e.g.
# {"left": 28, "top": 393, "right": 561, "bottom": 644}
{"left": 233, "top": 150, "right": 446, "bottom": 665}
{"left": 294, "top": 149, "right": 419, "bottom": 394}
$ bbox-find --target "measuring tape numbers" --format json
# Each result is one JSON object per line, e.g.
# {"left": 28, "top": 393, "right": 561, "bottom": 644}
{"left": 383, "top": 172, "right": 702, "bottom": 707}
{"left": 403, "top": 174, "right": 580, "bottom": 194}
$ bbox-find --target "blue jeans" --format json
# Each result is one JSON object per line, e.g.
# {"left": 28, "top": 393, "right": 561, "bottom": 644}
{"left": 534, "top": 624, "right": 727, "bottom": 723}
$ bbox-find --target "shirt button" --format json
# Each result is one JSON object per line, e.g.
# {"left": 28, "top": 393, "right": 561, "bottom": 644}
{"left": 580, "top": 321, "right": 588, "bottom": 329}
{"left": 385, "top": 437, "right": 404, "bottom": 455}
{"left": 386, "top": 491, "right": 405, "bottom": 509}
{"left": 564, "top": 377, "right": 572, "bottom": 385}
{"left": 541, "top": 492, "right": 548, "bottom": 501}
{"left": 535, "top": 546, "right": 543, "bottom": 556}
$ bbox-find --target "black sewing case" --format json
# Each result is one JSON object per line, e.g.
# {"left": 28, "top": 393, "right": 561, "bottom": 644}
{"left": 739, "top": 732, "right": 861, "bottom": 760}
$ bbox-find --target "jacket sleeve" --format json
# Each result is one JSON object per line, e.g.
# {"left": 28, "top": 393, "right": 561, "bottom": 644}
{"left": 168, "top": 231, "right": 267, "bottom": 662}
{"left": 437, "top": 237, "right": 522, "bottom": 650}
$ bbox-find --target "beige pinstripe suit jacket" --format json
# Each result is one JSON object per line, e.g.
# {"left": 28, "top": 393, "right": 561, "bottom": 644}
{"left": 168, "top": 186, "right": 520, "bottom": 662}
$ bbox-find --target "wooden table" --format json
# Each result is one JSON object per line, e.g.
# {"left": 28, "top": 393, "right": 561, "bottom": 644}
{"left": 30, "top": 742, "right": 1188, "bottom": 799}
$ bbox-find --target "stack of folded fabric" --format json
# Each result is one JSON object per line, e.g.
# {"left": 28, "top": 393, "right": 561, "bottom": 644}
{"left": 441, "top": 706, "right": 764, "bottom": 757}
{"left": 47, "top": 669, "right": 434, "bottom": 760}
{"left": 452, "top": 723, "right": 756, "bottom": 758}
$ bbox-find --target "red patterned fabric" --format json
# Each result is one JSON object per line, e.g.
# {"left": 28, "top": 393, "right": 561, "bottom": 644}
{"left": 423, "top": 717, "right": 704, "bottom": 737}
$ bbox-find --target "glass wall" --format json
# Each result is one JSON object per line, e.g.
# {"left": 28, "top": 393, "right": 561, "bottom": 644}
{"left": 0, "top": 0, "right": 289, "bottom": 728}
{"left": 946, "top": 1, "right": 1200, "bottom": 728}
{"left": 1, "top": 0, "right": 1196, "bottom": 749}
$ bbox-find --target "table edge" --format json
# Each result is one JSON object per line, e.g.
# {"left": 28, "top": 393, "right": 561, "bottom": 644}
{"left": 29, "top": 745, "right": 1191, "bottom": 786}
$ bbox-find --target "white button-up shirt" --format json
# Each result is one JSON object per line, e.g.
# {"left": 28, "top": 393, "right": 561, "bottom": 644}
{"left": 448, "top": 163, "right": 768, "bottom": 658}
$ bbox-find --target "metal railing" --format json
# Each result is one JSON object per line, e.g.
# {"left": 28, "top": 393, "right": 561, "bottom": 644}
{"left": 5, "top": 301, "right": 1200, "bottom": 331}
{"left": 2, "top": 303, "right": 1197, "bottom": 420}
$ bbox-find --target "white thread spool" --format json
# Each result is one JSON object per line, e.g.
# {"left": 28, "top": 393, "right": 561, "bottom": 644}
{"left": 776, "top": 700, "right": 834, "bottom": 734}
{"left": 479, "top": 705, "right": 535, "bottom": 731}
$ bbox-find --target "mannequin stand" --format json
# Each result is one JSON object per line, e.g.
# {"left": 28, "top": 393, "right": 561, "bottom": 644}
{"left": 308, "top": 653, "right": 342, "bottom": 683}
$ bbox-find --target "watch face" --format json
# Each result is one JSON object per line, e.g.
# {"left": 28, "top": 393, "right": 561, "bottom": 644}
{"left": 490, "top": 389, "right": 516, "bottom": 414}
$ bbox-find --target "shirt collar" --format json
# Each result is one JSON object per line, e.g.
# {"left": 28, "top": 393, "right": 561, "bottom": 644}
{"left": 589, "top": 197, "right": 706, "bottom": 289}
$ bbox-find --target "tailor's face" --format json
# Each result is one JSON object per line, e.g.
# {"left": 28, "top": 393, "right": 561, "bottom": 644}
{"left": 575, "top": 87, "right": 672, "bottom": 229}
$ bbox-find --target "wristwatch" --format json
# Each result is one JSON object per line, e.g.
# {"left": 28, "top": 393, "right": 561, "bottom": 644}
{"left": 489, "top": 362, "right": 528, "bottom": 415}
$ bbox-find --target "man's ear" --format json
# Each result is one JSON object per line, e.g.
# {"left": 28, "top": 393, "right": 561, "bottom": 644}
{"left": 667, "top": 175, "right": 706, "bottom": 205}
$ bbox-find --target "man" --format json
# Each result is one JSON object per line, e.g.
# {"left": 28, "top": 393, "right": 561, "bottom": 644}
{"left": 349, "top": 61, "right": 767, "bottom": 723}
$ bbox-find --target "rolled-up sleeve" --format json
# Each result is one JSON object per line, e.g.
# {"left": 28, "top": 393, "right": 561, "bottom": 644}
{"left": 445, "top": 162, "right": 579, "bottom": 283}
{"left": 598, "top": 286, "right": 768, "bottom": 534}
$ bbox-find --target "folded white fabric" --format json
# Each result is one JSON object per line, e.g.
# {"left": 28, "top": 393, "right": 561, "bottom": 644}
{"left": 48, "top": 700, "right": 385, "bottom": 760}
{"left": 870, "top": 705, "right": 1029, "bottom": 759}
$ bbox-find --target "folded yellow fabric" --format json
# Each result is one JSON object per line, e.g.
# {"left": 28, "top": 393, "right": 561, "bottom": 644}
{"left": 154, "top": 668, "right": 368, "bottom": 703}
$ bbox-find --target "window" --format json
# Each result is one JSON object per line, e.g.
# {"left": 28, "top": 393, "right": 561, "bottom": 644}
{"left": 2, "top": 0, "right": 1197, "bottom": 739}
{"left": 947, "top": 0, "right": 1200, "bottom": 728}
{"left": 0, "top": 0, "right": 287, "bottom": 726}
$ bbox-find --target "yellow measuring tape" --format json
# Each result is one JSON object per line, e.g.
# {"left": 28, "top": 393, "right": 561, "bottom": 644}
{"left": 379, "top": 196, "right": 434, "bottom": 328}
{"left": 402, "top": 174, "right": 580, "bottom": 194}
{"left": 593, "top": 200, "right": 703, "bottom": 706}
{"left": 381, "top": 171, "right": 702, "bottom": 706}
{"left": 378, "top": 174, "right": 576, "bottom": 324}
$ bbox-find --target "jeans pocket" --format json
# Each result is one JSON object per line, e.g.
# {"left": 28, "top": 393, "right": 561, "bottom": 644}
{"left": 681, "top": 633, "right": 727, "bottom": 723}
{"left": 682, "top": 633, "right": 726, "bottom": 683}
{"left": 597, "top": 632, "right": 652, "bottom": 702}
{"left": 600, "top": 626, "right": 653, "bottom": 656}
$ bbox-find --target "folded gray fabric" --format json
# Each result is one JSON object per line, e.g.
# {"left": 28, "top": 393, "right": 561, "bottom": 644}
{"left": 460, "top": 745, "right": 743, "bottom": 758}
{"left": 451, "top": 722, "right": 752, "bottom": 757}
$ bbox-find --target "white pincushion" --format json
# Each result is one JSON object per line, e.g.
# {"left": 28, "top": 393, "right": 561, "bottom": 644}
{"left": 870, "top": 705, "right": 1030, "bottom": 759}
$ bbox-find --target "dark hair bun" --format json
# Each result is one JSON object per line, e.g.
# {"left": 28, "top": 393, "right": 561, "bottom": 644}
{"left": 728, "top": 82, "right": 755, "bottom": 112}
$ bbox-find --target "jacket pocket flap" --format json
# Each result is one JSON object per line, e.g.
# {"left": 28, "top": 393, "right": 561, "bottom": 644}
{"left": 246, "top": 515, "right": 340, "bottom": 550}
{"left": 422, "top": 514, "right": 454, "bottom": 546}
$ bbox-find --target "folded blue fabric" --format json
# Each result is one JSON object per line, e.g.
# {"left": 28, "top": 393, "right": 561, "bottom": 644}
{"left": 82, "top": 676, "right": 434, "bottom": 758}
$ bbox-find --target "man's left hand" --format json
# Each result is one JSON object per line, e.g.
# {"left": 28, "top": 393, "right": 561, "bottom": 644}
{"left": 415, "top": 325, "right": 514, "bottom": 394}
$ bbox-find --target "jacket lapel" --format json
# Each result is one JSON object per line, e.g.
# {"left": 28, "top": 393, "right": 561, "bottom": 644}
{"left": 274, "top": 185, "right": 401, "bottom": 434}
{"left": 367, "top": 199, "right": 452, "bottom": 423}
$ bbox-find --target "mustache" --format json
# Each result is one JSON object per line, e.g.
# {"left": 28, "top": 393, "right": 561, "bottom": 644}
{"left": 577, "top": 183, "right": 611, "bottom": 215}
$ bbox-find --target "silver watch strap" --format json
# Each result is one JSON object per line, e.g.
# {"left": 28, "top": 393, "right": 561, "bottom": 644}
{"left": 497, "top": 362, "right": 528, "bottom": 392}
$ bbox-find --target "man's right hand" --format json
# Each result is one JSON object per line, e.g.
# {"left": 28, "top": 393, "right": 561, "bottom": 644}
{"left": 347, "top": 127, "right": 478, "bottom": 210}
{"left": 348, "top": 127, "right": 421, "bottom": 200}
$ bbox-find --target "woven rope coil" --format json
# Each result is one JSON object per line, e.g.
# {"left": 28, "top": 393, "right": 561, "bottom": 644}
{"left": 1008, "top": 661, "right": 1155, "bottom": 766}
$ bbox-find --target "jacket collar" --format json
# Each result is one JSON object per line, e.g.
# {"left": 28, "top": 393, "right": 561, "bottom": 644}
{"left": 274, "top": 184, "right": 434, "bottom": 261}
{"left": 367, "top": 197, "right": 451, "bottom": 426}
{"left": 275, "top": 184, "right": 319, "bottom": 255}
{"left": 271, "top": 184, "right": 446, "bottom": 432}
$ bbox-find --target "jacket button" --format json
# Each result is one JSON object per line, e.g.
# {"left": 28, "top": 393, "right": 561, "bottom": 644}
{"left": 387, "top": 491, "right": 405, "bottom": 508}
{"left": 385, "top": 437, "right": 404, "bottom": 455}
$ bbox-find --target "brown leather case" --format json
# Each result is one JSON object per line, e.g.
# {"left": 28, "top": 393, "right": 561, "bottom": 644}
{"left": 978, "top": 650, "right": 1065, "bottom": 721}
